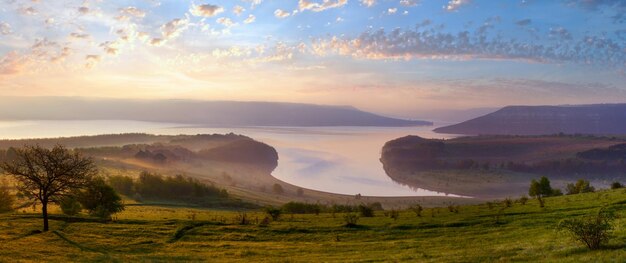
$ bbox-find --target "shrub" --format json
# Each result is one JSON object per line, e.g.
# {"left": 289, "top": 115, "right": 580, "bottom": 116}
{"left": 59, "top": 196, "right": 82, "bottom": 216}
{"left": 410, "top": 204, "right": 423, "bottom": 217}
{"left": 0, "top": 183, "right": 14, "bottom": 213}
{"left": 557, "top": 208, "right": 615, "bottom": 250}
{"left": 502, "top": 198, "right": 513, "bottom": 208}
{"left": 79, "top": 177, "right": 125, "bottom": 219}
{"left": 358, "top": 204, "right": 374, "bottom": 217}
{"left": 566, "top": 179, "right": 595, "bottom": 195}
{"left": 518, "top": 196, "right": 529, "bottom": 205}
{"left": 236, "top": 213, "right": 250, "bottom": 225}
{"left": 343, "top": 213, "right": 359, "bottom": 227}
{"left": 265, "top": 206, "right": 282, "bottom": 221}
{"left": 388, "top": 209, "right": 399, "bottom": 220}
{"left": 610, "top": 181, "right": 623, "bottom": 189}
{"left": 282, "top": 202, "right": 322, "bottom": 214}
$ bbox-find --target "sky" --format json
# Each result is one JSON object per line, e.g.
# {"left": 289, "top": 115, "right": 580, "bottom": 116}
{"left": 0, "top": 0, "right": 624, "bottom": 117}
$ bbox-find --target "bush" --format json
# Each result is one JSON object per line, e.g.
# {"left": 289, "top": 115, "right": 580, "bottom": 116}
{"left": 0, "top": 183, "right": 14, "bottom": 213}
{"left": 59, "top": 196, "right": 82, "bottom": 216}
{"left": 566, "top": 179, "right": 595, "bottom": 195}
{"left": 518, "top": 196, "right": 529, "bottom": 205}
{"left": 610, "top": 181, "right": 623, "bottom": 189}
{"left": 502, "top": 198, "right": 513, "bottom": 208}
{"left": 410, "top": 204, "right": 423, "bottom": 217}
{"left": 265, "top": 206, "right": 282, "bottom": 221}
{"left": 79, "top": 177, "right": 125, "bottom": 219}
{"left": 557, "top": 208, "right": 615, "bottom": 250}
{"left": 358, "top": 204, "right": 374, "bottom": 217}
{"left": 388, "top": 209, "right": 399, "bottom": 220}
{"left": 282, "top": 202, "right": 322, "bottom": 214}
{"left": 343, "top": 213, "right": 359, "bottom": 227}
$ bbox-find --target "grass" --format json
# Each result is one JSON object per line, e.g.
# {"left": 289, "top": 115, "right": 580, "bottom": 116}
{"left": 0, "top": 189, "right": 625, "bottom": 262}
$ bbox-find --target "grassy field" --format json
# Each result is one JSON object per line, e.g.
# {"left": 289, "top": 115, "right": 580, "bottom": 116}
{"left": 1, "top": 189, "right": 624, "bottom": 262}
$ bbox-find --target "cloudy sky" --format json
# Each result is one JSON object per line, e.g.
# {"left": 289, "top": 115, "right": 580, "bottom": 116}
{"left": 0, "top": 0, "right": 624, "bottom": 117}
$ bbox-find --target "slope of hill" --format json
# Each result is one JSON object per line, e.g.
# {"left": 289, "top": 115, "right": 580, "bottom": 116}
{"left": 0, "top": 97, "right": 431, "bottom": 127}
{"left": 380, "top": 135, "right": 626, "bottom": 198}
{"left": 1, "top": 188, "right": 624, "bottom": 261}
{"left": 434, "top": 104, "right": 626, "bottom": 135}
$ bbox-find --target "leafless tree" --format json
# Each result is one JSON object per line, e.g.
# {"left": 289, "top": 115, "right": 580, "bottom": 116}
{"left": 0, "top": 145, "right": 97, "bottom": 231}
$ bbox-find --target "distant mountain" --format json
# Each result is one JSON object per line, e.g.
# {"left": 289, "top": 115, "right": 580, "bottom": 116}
{"left": 0, "top": 97, "right": 431, "bottom": 127}
{"left": 434, "top": 104, "right": 626, "bottom": 135}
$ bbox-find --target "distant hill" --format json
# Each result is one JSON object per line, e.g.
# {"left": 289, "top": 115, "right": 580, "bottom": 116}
{"left": 434, "top": 104, "right": 626, "bottom": 135}
{"left": 0, "top": 97, "right": 431, "bottom": 127}
{"left": 380, "top": 134, "right": 626, "bottom": 198}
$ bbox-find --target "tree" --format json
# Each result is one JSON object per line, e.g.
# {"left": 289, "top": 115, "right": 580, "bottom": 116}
{"left": 79, "top": 177, "right": 124, "bottom": 219}
{"left": 529, "top": 176, "right": 553, "bottom": 207}
{"left": 566, "top": 179, "right": 595, "bottom": 195}
{"left": 0, "top": 145, "right": 96, "bottom": 231}
{"left": 610, "top": 181, "right": 623, "bottom": 189}
{"left": 59, "top": 196, "right": 82, "bottom": 216}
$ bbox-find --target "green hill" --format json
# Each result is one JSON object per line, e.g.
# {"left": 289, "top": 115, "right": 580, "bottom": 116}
{"left": 0, "top": 188, "right": 624, "bottom": 262}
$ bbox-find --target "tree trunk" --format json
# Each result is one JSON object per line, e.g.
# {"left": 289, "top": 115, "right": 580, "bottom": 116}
{"left": 42, "top": 200, "right": 49, "bottom": 232}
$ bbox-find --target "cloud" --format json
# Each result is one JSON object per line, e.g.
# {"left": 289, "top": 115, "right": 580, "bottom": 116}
{"left": 298, "top": 0, "right": 348, "bottom": 12}
{"left": 387, "top": 8, "right": 398, "bottom": 14}
{"left": 360, "top": 0, "right": 376, "bottom": 7}
{"left": 515, "top": 19, "right": 532, "bottom": 26}
{"left": 0, "top": 52, "right": 28, "bottom": 75}
{"left": 445, "top": 0, "right": 471, "bottom": 11}
{"left": 69, "top": 32, "right": 90, "bottom": 40}
{"left": 274, "top": 9, "right": 291, "bottom": 18}
{"left": 117, "top": 7, "right": 146, "bottom": 21}
{"left": 400, "top": 0, "right": 420, "bottom": 7}
{"left": 160, "top": 18, "right": 190, "bottom": 39}
{"left": 100, "top": 41, "right": 120, "bottom": 55}
{"left": 565, "top": 0, "right": 626, "bottom": 10}
{"left": 0, "top": 22, "right": 11, "bottom": 35}
{"left": 233, "top": 5, "right": 245, "bottom": 16}
{"left": 242, "top": 0, "right": 263, "bottom": 9}
{"left": 20, "top": 6, "right": 38, "bottom": 15}
{"left": 217, "top": 17, "right": 236, "bottom": 27}
{"left": 190, "top": 4, "right": 224, "bottom": 17}
{"left": 78, "top": 6, "right": 90, "bottom": 15}
{"left": 310, "top": 25, "right": 625, "bottom": 69}
{"left": 244, "top": 15, "right": 256, "bottom": 24}
{"left": 85, "top": 55, "right": 101, "bottom": 68}
{"left": 549, "top": 26, "right": 572, "bottom": 40}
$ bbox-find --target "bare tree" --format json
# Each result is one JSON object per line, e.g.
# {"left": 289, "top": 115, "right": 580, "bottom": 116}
{"left": 0, "top": 145, "right": 97, "bottom": 231}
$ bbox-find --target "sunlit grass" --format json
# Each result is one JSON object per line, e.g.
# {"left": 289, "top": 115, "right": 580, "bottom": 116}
{"left": 1, "top": 189, "right": 625, "bottom": 262}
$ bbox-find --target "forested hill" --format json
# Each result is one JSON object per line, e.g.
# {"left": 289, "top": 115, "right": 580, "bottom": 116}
{"left": 434, "top": 104, "right": 626, "bottom": 135}
{"left": 0, "top": 97, "right": 431, "bottom": 127}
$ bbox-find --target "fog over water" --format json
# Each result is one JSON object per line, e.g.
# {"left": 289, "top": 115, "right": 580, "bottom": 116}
{"left": 0, "top": 120, "right": 459, "bottom": 196}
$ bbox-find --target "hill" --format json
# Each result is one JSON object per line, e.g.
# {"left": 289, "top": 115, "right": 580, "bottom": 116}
{"left": 380, "top": 135, "right": 626, "bottom": 198}
{"left": 0, "top": 97, "right": 431, "bottom": 127}
{"left": 434, "top": 104, "right": 626, "bottom": 135}
{"left": 0, "top": 187, "right": 624, "bottom": 261}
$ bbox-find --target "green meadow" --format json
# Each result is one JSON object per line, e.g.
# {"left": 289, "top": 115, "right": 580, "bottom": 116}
{"left": 1, "top": 188, "right": 624, "bottom": 262}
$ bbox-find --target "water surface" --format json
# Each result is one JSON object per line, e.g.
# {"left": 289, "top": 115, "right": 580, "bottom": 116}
{"left": 0, "top": 120, "right": 458, "bottom": 196}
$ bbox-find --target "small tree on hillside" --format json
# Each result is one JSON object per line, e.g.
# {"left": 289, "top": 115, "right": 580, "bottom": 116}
{"left": 0, "top": 145, "right": 97, "bottom": 231}
{"left": 557, "top": 208, "right": 615, "bottom": 250}
{"left": 529, "top": 176, "right": 553, "bottom": 208}
{"left": 79, "top": 177, "right": 125, "bottom": 220}
{"left": 566, "top": 179, "right": 595, "bottom": 195}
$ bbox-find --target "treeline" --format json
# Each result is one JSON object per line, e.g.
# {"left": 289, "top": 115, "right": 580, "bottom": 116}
{"left": 108, "top": 172, "right": 229, "bottom": 203}
{"left": 280, "top": 202, "right": 384, "bottom": 215}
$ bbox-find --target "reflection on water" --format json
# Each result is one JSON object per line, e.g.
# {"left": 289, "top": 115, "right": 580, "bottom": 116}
{"left": 0, "top": 120, "right": 458, "bottom": 196}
